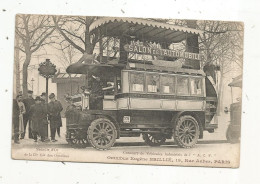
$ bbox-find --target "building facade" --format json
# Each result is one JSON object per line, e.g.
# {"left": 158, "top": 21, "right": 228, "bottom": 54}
{"left": 52, "top": 72, "right": 85, "bottom": 116}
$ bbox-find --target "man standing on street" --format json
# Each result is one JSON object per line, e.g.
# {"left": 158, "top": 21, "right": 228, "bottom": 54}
{"left": 48, "top": 93, "right": 63, "bottom": 142}
{"left": 21, "top": 90, "right": 35, "bottom": 139}
{"left": 40, "top": 92, "right": 49, "bottom": 141}
{"left": 12, "top": 95, "right": 24, "bottom": 144}
{"left": 29, "top": 96, "right": 48, "bottom": 142}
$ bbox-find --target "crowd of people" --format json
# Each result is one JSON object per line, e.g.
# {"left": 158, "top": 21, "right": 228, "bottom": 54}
{"left": 12, "top": 91, "right": 63, "bottom": 144}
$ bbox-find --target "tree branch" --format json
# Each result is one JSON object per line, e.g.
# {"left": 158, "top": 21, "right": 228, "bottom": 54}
{"left": 53, "top": 16, "right": 85, "bottom": 53}
{"left": 31, "top": 28, "right": 55, "bottom": 53}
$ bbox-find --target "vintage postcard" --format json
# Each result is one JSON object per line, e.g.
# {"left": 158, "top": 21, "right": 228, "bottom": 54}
{"left": 12, "top": 14, "right": 243, "bottom": 168}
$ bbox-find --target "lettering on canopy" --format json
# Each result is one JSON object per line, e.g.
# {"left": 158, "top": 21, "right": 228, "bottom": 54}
{"left": 124, "top": 44, "right": 203, "bottom": 61}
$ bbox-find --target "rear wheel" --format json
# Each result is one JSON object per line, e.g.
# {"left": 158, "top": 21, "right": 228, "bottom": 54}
{"left": 87, "top": 118, "right": 117, "bottom": 150}
{"left": 143, "top": 133, "right": 166, "bottom": 147}
{"left": 68, "top": 129, "right": 89, "bottom": 148}
{"left": 174, "top": 115, "right": 200, "bottom": 148}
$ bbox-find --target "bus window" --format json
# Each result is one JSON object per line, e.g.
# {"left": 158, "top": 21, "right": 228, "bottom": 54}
{"left": 130, "top": 72, "right": 144, "bottom": 92}
{"left": 160, "top": 75, "right": 175, "bottom": 94}
{"left": 190, "top": 78, "right": 202, "bottom": 96}
{"left": 146, "top": 74, "right": 160, "bottom": 93}
{"left": 177, "top": 77, "right": 189, "bottom": 95}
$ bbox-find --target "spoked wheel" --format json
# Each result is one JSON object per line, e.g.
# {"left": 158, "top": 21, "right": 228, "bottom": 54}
{"left": 174, "top": 115, "right": 200, "bottom": 148}
{"left": 226, "top": 126, "right": 240, "bottom": 144}
{"left": 68, "top": 129, "right": 89, "bottom": 148}
{"left": 87, "top": 118, "right": 117, "bottom": 150}
{"left": 143, "top": 132, "right": 166, "bottom": 147}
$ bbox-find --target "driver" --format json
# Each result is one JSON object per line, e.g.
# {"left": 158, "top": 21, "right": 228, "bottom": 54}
{"left": 89, "top": 75, "right": 104, "bottom": 110}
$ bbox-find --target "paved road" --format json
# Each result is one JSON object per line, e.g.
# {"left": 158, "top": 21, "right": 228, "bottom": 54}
{"left": 13, "top": 113, "right": 231, "bottom": 147}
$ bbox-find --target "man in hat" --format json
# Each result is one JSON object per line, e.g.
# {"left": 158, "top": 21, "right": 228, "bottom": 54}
{"left": 21, "top": 90, "right": 35, "bottom": 139}
{"left": 48, "top": 93, "right": 63, "bottom": 142}
{"left": 40, "top": 92, "right": 49, "bottom": 141}
{"left": 40, "top": 92, "right": 47, "bottom": 102}
{"left": 29, "top": 96, "right": 48, "bottom": 142}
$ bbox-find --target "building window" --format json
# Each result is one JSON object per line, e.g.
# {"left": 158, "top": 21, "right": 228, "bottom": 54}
{"left": 190, "top": 78, "right": 202, "bottom": 96}
{"left": 160, "top": 75, "right": 175, "bottom": 94}
{"left": 177, "top": 77, "right": 189, "bottom": 95}
{"left": 146, "top": 74, "right": 160, "bottom": 93}
{"left": 130, "top": 72, "right": 144, "bottom": 92}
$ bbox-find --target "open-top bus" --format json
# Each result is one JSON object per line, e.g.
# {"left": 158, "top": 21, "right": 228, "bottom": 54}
{"left": 65, "top": 17, "right": 218, "bottom": 150}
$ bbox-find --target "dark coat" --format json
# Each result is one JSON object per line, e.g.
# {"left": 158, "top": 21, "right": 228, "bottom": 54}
{"left": 12, "top": 99, "right": 20, "bottom": 134}
{"left": 23, "top": 97, "right": 35, "bottom": 118}
{"left": 29, "top": 103, "right": 48, "bottom": 134}
{"left": 48, "top": 100, "right": 63, "bottom": 129}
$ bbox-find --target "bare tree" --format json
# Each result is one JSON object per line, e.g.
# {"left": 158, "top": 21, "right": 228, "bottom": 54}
{"left": 53, "top": 16, "right": 100, "bottom": 55}
{"left": 15, "top": 14, "right": 55, "bottom": 94}
{"left": 197, "top": 20, "right": 243, "bottom": 114}
{"left": 54, "top": 43, "right": 80, "bottom": 70}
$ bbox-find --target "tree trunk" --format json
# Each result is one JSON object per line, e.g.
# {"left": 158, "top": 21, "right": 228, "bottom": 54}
{"left": 22, "top": 53, "right": 31, "bottom": 95}
{"left": 119, "top": 35, "right": 129, "bottom": 64}
{"left": 217, "top": 68, "right": 224, "bottom": 116}
{"left": 99, "top": 36, "right": 103, "bottom": 63}
{"left": 14, "top": 36, "right": 20, "bottom": 96}
{"left": 185, "top": 20, "right": 200, "bottom": 70}
{"left": 84, "top": 20, "right": 94, "bottom": 55}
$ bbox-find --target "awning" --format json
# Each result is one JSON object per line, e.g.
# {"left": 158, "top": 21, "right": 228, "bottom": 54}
{"left": 90, "top": 17, "right": 204, "bottom": 43}
{"left": 228, "top": 75, "right": 242, "bottom": 88}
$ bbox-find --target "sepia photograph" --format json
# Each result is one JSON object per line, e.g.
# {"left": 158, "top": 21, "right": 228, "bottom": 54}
{"left": 11, "top": 14, "right": 243, "bottom": 168}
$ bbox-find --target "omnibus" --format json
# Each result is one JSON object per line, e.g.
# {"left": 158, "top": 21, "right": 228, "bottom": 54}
{"left": 65, "top": 17, "right": 218, "bottom": 150}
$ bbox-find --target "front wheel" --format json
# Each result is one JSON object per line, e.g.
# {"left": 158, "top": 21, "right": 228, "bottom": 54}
{"left": 174, "top": 115, "right": 200, "bottom": 148}
{"left": 87, "top": 118, "right": 117, "bottom": 150}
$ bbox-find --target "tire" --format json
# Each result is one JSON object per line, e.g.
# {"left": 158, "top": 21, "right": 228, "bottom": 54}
{"left": 143, "top": 133, "right": 166, "bottom": 147}
{"left": 174, "top": 115, "right": 200, "bottom": 148}
{"left": 68, "top": 129, "right": 89, "bottom": 148}
{"left": 87, "top": 118, "right": 117, "bottom": 150}
{"left": 226, "top": 126, "right": 240, "bottom": 144}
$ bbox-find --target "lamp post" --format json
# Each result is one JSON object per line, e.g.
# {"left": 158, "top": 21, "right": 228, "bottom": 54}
{"left": 38, "top": 59, "right": 57, "bottom": 139}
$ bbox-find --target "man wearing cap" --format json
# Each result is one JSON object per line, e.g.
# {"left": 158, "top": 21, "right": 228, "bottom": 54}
{"left": 29, "top": 96, "right": 48, "bottom": 142}
{"left": 48, "top": 93, "right": 63, "bottom": 142}
{"left": 12, "top": 95, "right": 25, "bottom": 144}
{"left": 21, "top": 90, "right": 35, "bottom": 139}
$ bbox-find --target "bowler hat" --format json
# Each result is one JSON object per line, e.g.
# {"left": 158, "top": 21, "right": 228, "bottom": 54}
{"left": 41, "top": 92, "right": 46, "bottom": 96}
{"left": 49, "top": 93, "right": 55, "bottom": 99}
{"left": 35, "top": 96, "right": 41, "bottom": 101}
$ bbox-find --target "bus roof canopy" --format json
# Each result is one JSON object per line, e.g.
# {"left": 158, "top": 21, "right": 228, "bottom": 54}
{"left": 66, "top": 62, "right": 122, "bottom": 77}
{"left": 90, "top": 17, "right": 204, "bottom": 43}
